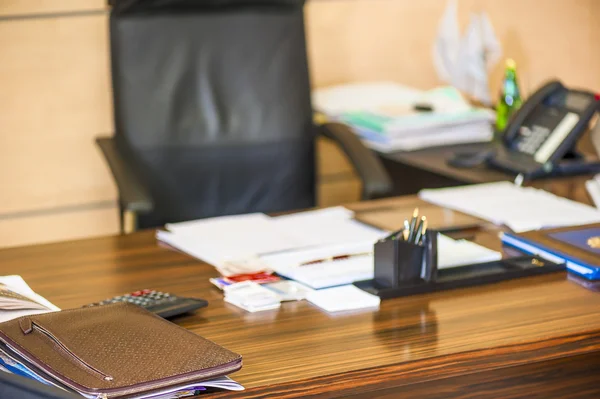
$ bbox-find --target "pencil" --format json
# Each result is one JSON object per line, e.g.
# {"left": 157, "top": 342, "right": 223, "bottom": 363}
{"left": 401, "top": 219, "right": 410, "bottom": 241}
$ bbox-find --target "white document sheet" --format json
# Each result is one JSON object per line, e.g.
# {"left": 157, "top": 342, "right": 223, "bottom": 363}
{"left": 436, "top": 234, "right": 501, "bottom": 268}
{"left": 158, "top": 207, "right": 387, "bottom": 272}
{"left": 270, "top": 207, "right": 387, "bottom": 248}
{"left": 161, "top": 213, "right": 299, "bottom": 268}
{"left": 419, "top": 182, "right": 600, "bottom": 233}
{"left": 306, "top": 285, "right": 381, "bottom": 313}
{"left": 260, "top": 235, "right": 501, "bottom": 289}
{"left": 261, "top": 241, "right": 375, "bottom": 289}
{"left": 0, "top": 276, "right": 60, "bottom": 323}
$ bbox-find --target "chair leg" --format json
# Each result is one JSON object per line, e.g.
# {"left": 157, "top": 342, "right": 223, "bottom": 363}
{"left": 123, "top": 210, "right": 138, "bottom": 234}
{"left": 118, "top": 200, "right": 125, "bottom": 234}
{"left": 118, "top": 200, "right": 137, "bottom": 234}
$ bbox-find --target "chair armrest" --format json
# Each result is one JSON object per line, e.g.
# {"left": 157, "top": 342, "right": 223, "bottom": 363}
{"left": 95, "top": 137, "right": 154, "bottom": 214}
{"left": 319, "top": 122, "right": 393, "bottom": 200}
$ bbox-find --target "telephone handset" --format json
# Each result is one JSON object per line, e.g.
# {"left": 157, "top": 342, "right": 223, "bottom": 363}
{"left": 484, "top": 79, "right": 600, "bottom": 179}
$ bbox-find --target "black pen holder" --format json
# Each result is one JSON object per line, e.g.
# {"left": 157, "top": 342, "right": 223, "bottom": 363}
{"left": 373, "top": 230, "right": 438, "bottom": 289}
{"left": 354, "top": 228, "right": 566, "bottom": 299}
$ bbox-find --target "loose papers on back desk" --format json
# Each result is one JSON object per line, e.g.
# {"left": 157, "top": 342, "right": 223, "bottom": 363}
{"left": 312, "top": 82, "right": 495, "bottom": 153}
{"left": 419, "top": 182, "right": 600, "bottom": 233}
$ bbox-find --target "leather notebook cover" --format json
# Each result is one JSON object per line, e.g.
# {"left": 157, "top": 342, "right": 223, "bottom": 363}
{"left": 517, "top": 223, "right": 600, "bottom": 267}
{"left": 0, "top": 302, "right": 242, "bottom": 398}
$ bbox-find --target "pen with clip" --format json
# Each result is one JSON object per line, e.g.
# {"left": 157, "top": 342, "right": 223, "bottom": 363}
{"left": 381, "top": 219, "right": 411, "bottom": 242}
{"left": 413, "top": 216, "right": 427, "bottom": 245}
{"left": 299, "top": 252, "right": 372, "bottom": 266}
{"left": 402, "top": 219, "right": 410, "bottom": 241}
{"left": 408, "top": 208, "right": 419, "bottom": 242}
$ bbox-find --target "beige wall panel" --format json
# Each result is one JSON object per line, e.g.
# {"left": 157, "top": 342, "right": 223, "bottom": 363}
{"left": 0, "top": 1, "right": 105, "bottom": 16}
{"left": 0, "top": 206, "right": 119, "bottom": 249}
{"left": 306, "top": 0, "right": 600, "bottom": 94}
{"left": 0, "top": 15, "right": 116, "bottom": 214}
{"left": 317, "top": 178, "right": 362, "bottom": 208}
{"left": 592, "top": 0, "right": 600, "bottom": 87}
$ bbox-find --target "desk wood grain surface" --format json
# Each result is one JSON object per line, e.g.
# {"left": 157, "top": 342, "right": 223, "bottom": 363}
{"left": 0, "top": 195, "right": 599, "bottom": 397}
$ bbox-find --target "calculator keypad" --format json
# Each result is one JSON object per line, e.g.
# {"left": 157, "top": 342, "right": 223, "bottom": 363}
{"left": 95, "top": 290, "right": 177, "bottom": 307}
{"left": 85, "top": 289, "right": 208, "bottom": 318}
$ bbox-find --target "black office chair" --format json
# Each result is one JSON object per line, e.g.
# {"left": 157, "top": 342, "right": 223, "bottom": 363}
{"left": 97, "top": 0, "right": 393, "bottom": 233}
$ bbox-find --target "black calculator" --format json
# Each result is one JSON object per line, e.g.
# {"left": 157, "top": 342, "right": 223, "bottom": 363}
{"left": 85, "top": 289, "right": 208, "bottom": 318}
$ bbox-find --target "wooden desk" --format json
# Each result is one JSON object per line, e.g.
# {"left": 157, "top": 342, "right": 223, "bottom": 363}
{"left": 1, "top": 197, "right": 599, "bottom": 398}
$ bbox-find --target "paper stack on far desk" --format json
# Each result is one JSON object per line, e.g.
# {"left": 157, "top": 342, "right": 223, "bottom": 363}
{"left": 312, "top": 82, "right": 495, "bottom": 153}
{"left": 420, "top": 182, "right": 600, "bottom": 232}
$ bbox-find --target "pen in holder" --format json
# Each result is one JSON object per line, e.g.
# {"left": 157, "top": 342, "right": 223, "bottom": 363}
{"left": 373, "top": 229, "right": 438, "bottom": 289}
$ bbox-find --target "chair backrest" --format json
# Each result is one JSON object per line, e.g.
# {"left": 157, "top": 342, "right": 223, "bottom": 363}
{"left": 109, "top": 0, "right": 315, "bottom": 227}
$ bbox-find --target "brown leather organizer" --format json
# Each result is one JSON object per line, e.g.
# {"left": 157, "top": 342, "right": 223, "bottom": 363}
{"left": 0, "top": 302, "right": 242, "bottom": 398}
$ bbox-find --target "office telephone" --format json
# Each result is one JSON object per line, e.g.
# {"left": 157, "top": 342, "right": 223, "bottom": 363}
{"left": 450, "top": 80, "right": 600, "bottom": 179}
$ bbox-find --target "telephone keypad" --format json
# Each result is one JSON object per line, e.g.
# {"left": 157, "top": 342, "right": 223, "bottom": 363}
{"left": 517, "top": 125, "right": 551, "bottom": 155}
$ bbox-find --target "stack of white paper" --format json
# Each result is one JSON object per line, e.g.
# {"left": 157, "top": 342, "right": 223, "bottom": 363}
{"left": 420, "top": 182, "right": 600, "bottom": 232}
{"left": 0, "top": 275, "right": 59, "bottom": 323}
{"left": 157, "top": 207, "right": 387, "bottom": 275}
{"left": 312, "top": 82, "right": 495, "bottom": 153}
{"left": 157, "top": 213, "right": 298, "bottom": 273}
{"left": 363, "top": 121, "right": 493, "bottom": 153}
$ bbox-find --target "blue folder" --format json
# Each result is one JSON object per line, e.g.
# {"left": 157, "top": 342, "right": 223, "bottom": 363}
{"left": 501, "top": 226, "right": 600, "bottom": 280}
